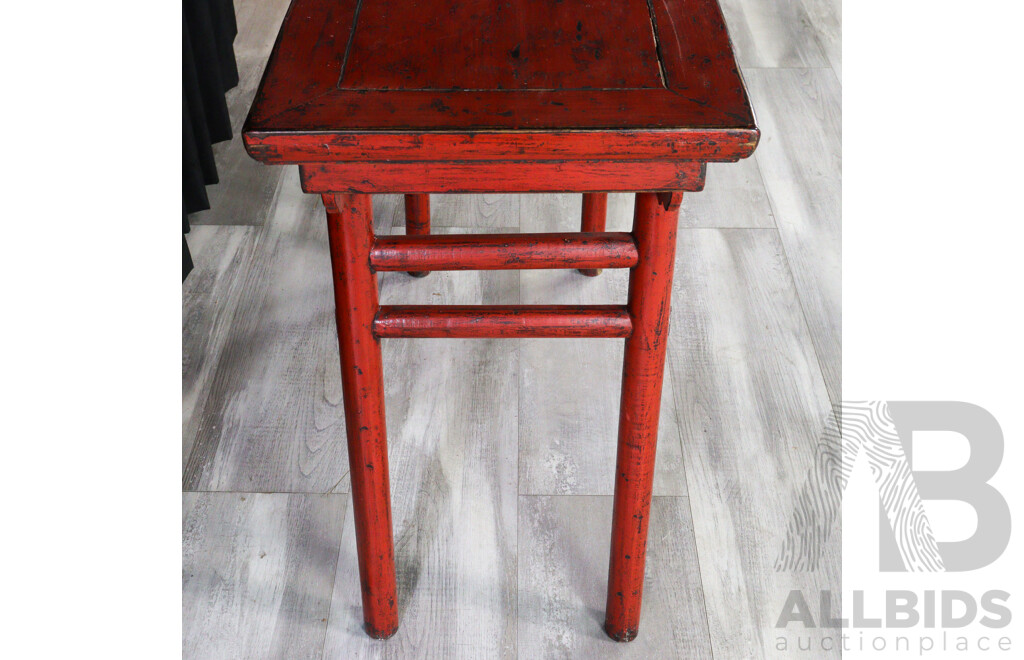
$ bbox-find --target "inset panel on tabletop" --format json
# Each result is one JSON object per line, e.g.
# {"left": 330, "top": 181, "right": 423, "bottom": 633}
{"left": 340, "top": 0, "right": 665, "bottom": 91}
{"left": 243, "top": 0, "right": 759, "bottom": 163}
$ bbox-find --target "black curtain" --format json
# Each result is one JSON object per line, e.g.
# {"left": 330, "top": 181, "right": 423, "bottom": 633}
{"left": 183, "top": 0, "right": 239, "bottom": 280}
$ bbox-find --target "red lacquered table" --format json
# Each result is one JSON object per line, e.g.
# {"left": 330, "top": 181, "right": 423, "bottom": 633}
{"left": 244, "top": 0, "right": 757, "bottom": 642}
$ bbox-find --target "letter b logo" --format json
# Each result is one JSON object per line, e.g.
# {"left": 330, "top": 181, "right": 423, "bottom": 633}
{"left": 882, "top": 402, "right": 1011, "bottom": 571}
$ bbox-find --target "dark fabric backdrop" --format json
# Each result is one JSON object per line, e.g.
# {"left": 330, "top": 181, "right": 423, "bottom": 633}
{"left": 183, "top": 0, "right": 239, "bottom": 280}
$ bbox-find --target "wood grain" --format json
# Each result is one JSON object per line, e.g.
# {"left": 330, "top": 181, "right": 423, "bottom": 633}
{"left": 517, "top": 194, "right": 688, "bottom": 496}
{"left": 431, "top": 194, "right": 519, "bottom": 229}
{"left": 372, "top": 195, "right": 411, "bottom": 231}
{"left": 518, "top": 496, "right": 713, "bottom": 657}
{"left": 746, "top": 68, "right": 841, "bottom": 404}
{"left": 719, "top": 0, "right": 829, "bottom": 68}
{"left": 323, "top": 233, "right": 520, "bottom": 657}
{"left": 798, "top": 0, "right": 841, "bottom": 80}
{"left": 681, "top": 158, "right": 776, "bottom": 228}
{"left": 182, "top": 225, "right": 256, "bottom": 469}
{"left": 666, "top": 228, "right": 838, "bottom": 658}
{"left": 182, "top": 492, "right": 345, "bottom": 660}
{"left": 182, "top": 169, "right": 391, "bottom": 493}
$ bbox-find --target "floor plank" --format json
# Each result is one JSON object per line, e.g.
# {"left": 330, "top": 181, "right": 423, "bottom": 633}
{"left": 746, "top": 69, "right": 841, "bottom": 404}
{"left": 183, "top": 169, "right": 391, "bottom": 493}
{"left": 684, "top": 158, "right": 776, "bottom": 228}
{"left": 233, "top": 0, "right": 291, "bottom": 59}
{"left": 517, "top": 193, "right": 688, "bottom": 495}
{"left": 666, "top": 228, "right": 839, "bottom": 659}
{"left": 183, "top": 224, "right": 256, "bottom": 469}
{"left": 431, "top": 194, "right": 520, "bottom": 229}
{"left": 188, "top": 54, "right": 286, "bottom": 228}
{"left": 720, "top": 0, "right": 830, "bottom": 68}
{"left": 798, "top": 0, "right": 842, "bottom": 80}
{"left": 324, "top": 243, "right": 520, "bottom": 658}
{"left": 372, "top": 195, "right": 408, "bottom": 233}
{"left": 182, "top": 492, "right": 345, "bottom": 660}
{"left": 517, "top": 496, "right": 713, "bottom": 659}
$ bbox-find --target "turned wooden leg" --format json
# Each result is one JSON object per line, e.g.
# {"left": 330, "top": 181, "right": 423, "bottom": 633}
{"left": 579, "top": 193, "right": 608, "bottom": 276}
{"left": 323, "top": 192, "right": 399, "bottom": 639}
{"left": 403, "top": 194, "right": 431, "bottom": 277}
{"left": 605, "top": 192, "right": 682, "bottom": 642}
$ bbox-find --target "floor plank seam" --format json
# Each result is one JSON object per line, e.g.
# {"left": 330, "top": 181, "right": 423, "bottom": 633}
{"left": 325, "top": 470, "right": 351, "bottom": 495}
{"left": 183, "top": 489, "right": 354, "bottom": 495}
{"left": 514, "top": 197, "right": 522, "bottom": 658}
{"left": 182, "top": 230, "right": 260, "bottom": 481}
{"left": 741, "top": 66, "right": 834, "bottom": 70}
{"left": 799, "top": 0, "right": 837, "bottom": 78}
{"left": 751, "top": 146, "right": 839, "bottom": 409}
{"left": 318, "top": 499, "right": 346, "bottom": 660}
{"left": 678, "top": 487, "right": 717, "bottom": 660}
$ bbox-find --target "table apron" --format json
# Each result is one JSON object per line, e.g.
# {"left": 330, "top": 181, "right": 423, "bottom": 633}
{"left": 299, "top": 161, "right": 706, "bottom": 194}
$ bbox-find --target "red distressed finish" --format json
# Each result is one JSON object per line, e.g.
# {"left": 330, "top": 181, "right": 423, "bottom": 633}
{"left": 340, "top": 0, "right": 663, "bottom": 91}
{"left": 246, "top": 129, "right": 758, "bottom": 165}
{"left": 242, "top": 0, "right": 758, "bottom": 163}
{"left": 579, "top": 193, "right": 609, "bottom": 276}
{"left": 605, "top": 192, "right": 683, "bottom": 641}
{"left": 374, "top": 305, "right": 632, "bottom": 339}
{"left": 402, "top": 194, "right": 431, "bottom": 277}
{"left": 370, "top": 232, "right": 638, "bottom": 272}
{"left": 298, "top": 161, "right": 707, "bottom": 194}
{"left": 323, "top": 193, "right": 398, "bottom": 639}
{"left": 244, "top": 0, "right": 758, "bottom": 643}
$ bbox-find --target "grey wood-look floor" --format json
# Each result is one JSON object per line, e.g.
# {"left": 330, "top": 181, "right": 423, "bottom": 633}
{"left": 183, "top": 1, "right": 841, "bottom": 657}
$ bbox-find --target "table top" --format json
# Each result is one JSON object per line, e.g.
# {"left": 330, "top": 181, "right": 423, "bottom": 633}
{"left": 243, "top": 0, "right": 758, "bottom": 164}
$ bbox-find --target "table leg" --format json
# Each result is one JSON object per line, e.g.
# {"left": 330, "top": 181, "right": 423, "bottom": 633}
{"left": 403, "top": 194, "right": 431, "bottom": 277}
{"left": 323, "top": 192, "right": 399, "bottom": 639}
{"left": 605, "top": 191, "right": 682, "bottom": 642}
{"left": 578, "top": 193, "right": 608, "bottom": 276}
